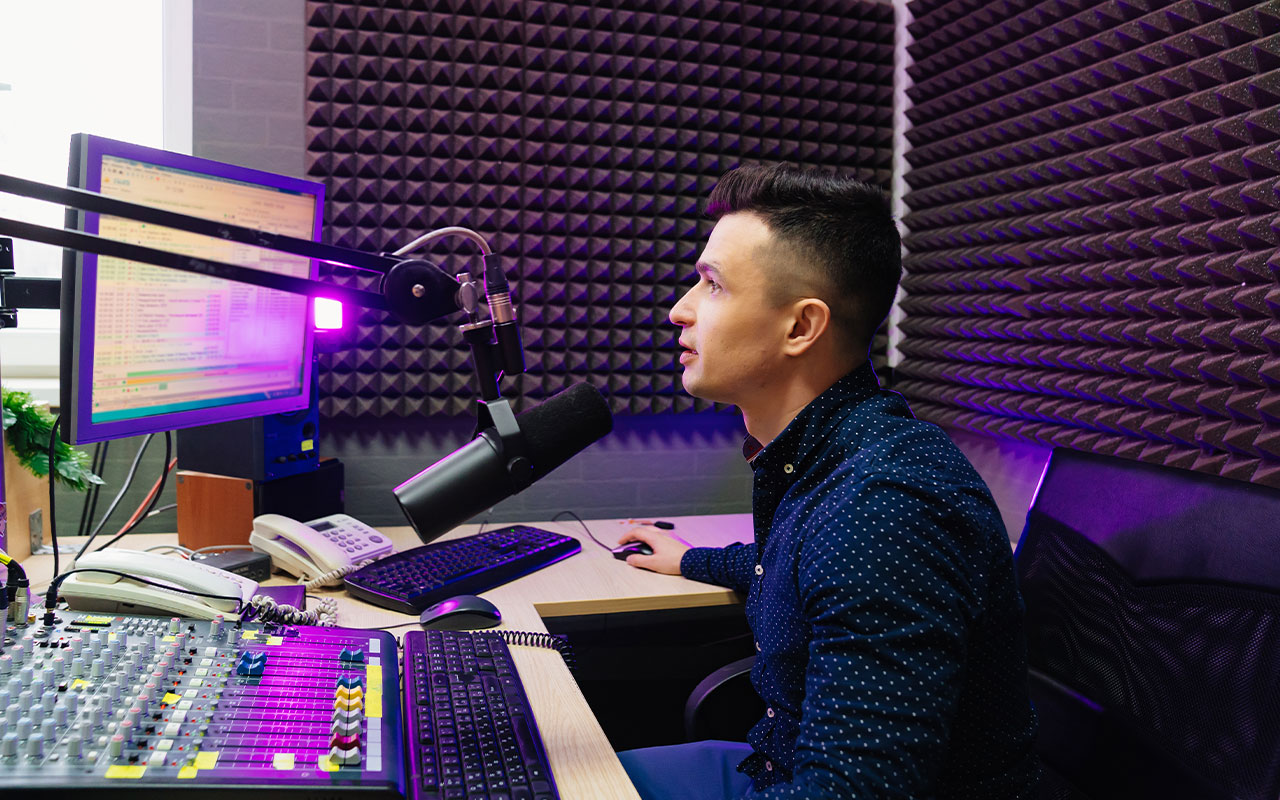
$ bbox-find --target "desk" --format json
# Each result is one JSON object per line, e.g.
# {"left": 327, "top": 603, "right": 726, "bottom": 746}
{"left": 21, "top": 513, "right": 754, "bottom": 799}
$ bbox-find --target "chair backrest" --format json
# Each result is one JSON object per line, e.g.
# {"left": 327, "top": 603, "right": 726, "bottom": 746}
{"left": 1015, "top": 448, "right": 1280, "bottom": 800}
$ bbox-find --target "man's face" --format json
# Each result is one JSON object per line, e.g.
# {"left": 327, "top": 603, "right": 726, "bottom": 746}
{"left": 670, "top": 213, "right": 793, "bottom": 406}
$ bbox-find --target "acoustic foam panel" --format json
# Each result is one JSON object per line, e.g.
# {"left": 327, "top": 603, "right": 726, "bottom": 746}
{"left": 304, "top": 0, "right": 896, "bottom": 418}
{"left": 901, "top": 0, "right": 1280, "bottom": 486}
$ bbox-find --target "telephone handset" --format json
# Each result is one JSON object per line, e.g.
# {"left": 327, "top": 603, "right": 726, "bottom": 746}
{"left": 250, "top": 513, "right": 395, "bottom": 585}
{"left": 60, "top": 549, "right": 259, "bottom": 620}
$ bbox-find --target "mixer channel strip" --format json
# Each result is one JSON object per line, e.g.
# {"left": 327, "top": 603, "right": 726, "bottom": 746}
{"left": 0, "top": 612, "right": 403, "bottom": 796}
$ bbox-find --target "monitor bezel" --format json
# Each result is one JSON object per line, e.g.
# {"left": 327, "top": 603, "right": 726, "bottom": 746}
{"left": 60, "top": 133, "right": 324, "bottom": 445}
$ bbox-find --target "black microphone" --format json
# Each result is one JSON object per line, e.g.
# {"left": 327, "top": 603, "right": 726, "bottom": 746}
{"left": 393, "top": 382, "right": 613, "bottom": 543}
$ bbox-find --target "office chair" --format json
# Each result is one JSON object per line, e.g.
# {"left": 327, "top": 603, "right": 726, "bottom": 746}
{"left": 1017, "top": 447, "right": 1280, "bottom": 800}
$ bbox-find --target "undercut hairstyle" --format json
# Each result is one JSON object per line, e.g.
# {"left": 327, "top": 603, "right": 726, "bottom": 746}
{"left": 706, "top": 164, "right": 901, "bottom": 354}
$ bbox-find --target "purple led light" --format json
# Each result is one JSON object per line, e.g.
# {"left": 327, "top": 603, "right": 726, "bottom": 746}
{"left": 315, "top": 298, "right": 343, "bottom": 329}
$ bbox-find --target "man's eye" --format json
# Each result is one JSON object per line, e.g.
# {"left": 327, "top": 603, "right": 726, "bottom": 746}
{"left": 706, "top": 279, "right": 721, "bottom": 293}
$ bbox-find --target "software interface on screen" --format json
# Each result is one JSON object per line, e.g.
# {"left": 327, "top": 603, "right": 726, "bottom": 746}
{"left": 89, "top": 154, "right": 316, "bottom": 424}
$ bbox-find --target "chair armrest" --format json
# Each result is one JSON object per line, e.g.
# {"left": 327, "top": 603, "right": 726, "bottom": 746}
{"left": 683, "top": 655, "right": 757, "bottom": 741}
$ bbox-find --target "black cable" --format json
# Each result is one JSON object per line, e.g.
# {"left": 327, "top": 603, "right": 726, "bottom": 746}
{"left": 77, "top": 441, "right": 107, "bottom": 537}
{"left": 552, "top": 510, "right": 611, "bottom": 551}
{"left": 74, "top": 434, "right": 154, "bottom": 564}
{"left": 96, "top": 431, "right": 172, "bottom": 549}
{"left": 373, "top": 620, "right": 421, "bottom": 631}
{"left": 498, "top": 629, "right": 575, "bottom": 674}
{"left": 47, "top": 416, "right": 60, "bottom": 579}
{"left": 42, "top": 566, "right": 242, "bottom": 626}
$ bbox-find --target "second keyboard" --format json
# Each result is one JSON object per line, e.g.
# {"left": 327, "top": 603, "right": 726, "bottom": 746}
{"left": 344, "top": 525, "right": 581, "bottom": 614}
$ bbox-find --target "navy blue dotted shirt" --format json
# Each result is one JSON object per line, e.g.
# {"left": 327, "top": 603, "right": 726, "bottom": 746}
{"left": 680, "top": 362, "right": 1039, "bottom": 799}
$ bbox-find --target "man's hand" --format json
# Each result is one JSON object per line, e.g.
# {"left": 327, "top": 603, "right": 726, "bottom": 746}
{"left": 617, "top": 525, "right": 690, "bottom": 575}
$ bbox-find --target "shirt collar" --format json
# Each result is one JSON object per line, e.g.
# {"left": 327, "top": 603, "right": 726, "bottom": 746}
{"left": 744, "top": 360, "right": 881, "bottom": 473}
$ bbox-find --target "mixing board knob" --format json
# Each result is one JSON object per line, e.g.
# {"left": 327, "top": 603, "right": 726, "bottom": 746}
{"left": 24, "top": 735, "right": 42, "bottom": 760}
{"left": 40, "top": 691, "right": 55, "bottom": 715}
{"left": 69, "top": 637, "right": 83, "bottom": 656}
{"left": 40, "top": 718, "right": 56, "bottom": 742}
{"left": 63, "top": 693, "right": 79, "bottom": 715}
{"left": 50, "top": 656, "right": 66, "bottom": 678}
{"left": 0, "top": 654, "right": 11, "bottom": 676}
{"left": 90, "top": 658, "right": 105, "bottom": 679}
{"left": 16, "top": 690, "right": 32, "bottom": 712}
{"left": 17, "top": 666, "right": 33, "bottom": 686}
{"left": 16, "top": 717, "right": 33, "bottom": 741}
{"left": 69, "top": 657, "right": 84, "bottom": 678}
{"left": 53, "top": 704, "right": 67, "bottom": 727}
{"left": 168, "top": 617, "right": 181, "bottom": 634}
{"left": 87, "top": 705, "right": 103, "bottom": 729}
{"left": 211, "top": 615, "right": 223, "bottom": 637}
{"left": 108, "top": 733, "right": 124, "bottom": 758}
{"left": 117, "top": 631, "right": 129, "bottom": 649}
{"left": 0, "top": 690, "right": 9, "bottom": 711}
{"left": 3, "top": 703, "right": 18, "bottom": 725}
{"left": 107, "top": 639, "right": 121, "bottom": 659}
{"left": 1, "top": 732, "right": 17, "bottom": 759}
{"left": 65, "top": 733, "right": 83, "bottom": 760}
{"left": 104, "top": 682, "right": 121, "bottom": 704}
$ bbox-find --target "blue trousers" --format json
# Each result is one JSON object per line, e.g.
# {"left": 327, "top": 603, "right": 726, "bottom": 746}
{"left": 618, "top": 740, "right": 755, "bottom": 800}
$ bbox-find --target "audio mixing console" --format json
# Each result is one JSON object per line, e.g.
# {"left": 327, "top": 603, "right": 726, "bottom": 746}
{"left": 0, "top": 610, "right": 404, "bottom": 797}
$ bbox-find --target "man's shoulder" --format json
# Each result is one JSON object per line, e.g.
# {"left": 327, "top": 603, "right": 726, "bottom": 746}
{"left": 826, "top": 391, "right": 973, "bottom": 483}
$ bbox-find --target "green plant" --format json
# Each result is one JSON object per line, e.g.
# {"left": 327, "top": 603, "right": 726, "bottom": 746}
{"left": 1, "top": 388, "right": 103, "bottom": 491}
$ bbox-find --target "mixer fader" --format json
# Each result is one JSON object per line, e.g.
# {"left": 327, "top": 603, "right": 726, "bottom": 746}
{"left": 0, "top": 610, "right": 404, "bottom": 796}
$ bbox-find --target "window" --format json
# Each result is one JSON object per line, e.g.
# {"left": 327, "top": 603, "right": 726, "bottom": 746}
{"left": 0, "top": 0, "right": 189, "bottom": 402}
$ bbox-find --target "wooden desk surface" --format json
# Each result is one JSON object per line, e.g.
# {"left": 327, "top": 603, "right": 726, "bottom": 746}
{"left": 20, "top": 513, "right": 754, "bottom": 800}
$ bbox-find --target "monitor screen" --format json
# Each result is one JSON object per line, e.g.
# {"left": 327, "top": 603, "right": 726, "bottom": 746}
{"left": 60, "top": 134, "right": 324, "bottom": 444}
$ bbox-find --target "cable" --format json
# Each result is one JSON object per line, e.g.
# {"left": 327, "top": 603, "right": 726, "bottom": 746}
{"left": 147, "top": 502, "right": 177, "bottom": 518}
{"left": 48, "top": 416, "right": 60, "bottom": 579}
{"left": 374, "top": 620, "right": 421, "bottom": 631}
{"left": 94, "top": 443, "right": 176, "bottom": 552}
{"left": 247, "top": 594, "right": 337, "bottom": 627}
{"left": 392, "top": 226, "right": 492, "bottom": 258}
{"left": 42, "top": 567, "right": 242, "bottom": 626}
{"left": 190, "top": 544, "right": 253, "bottom": 557}
{"left": 498, "top": 630, "right": 575, "bottom": 674}
{"left": 552, "top": 510, "right": 612, "bottom": 551}
{"left": 78, "top": 441, "right": 108, "bottom": 537}
{"left": 144, "top": 544, "right": 193, "bottom": 557}
{"left": 75, "top": 433, "right": 154, "bottom": 563}
{"left": 303, "top": 561, "right": 369, "bottom": 591}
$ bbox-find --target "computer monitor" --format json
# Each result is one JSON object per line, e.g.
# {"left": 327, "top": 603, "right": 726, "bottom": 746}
{"left": 59, "top": 134, "right": 324, "bottom": 445}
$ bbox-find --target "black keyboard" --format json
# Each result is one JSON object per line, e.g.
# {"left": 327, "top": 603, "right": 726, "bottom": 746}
{"left": 404, "top": 630, "right": 560, "bottom": 800}
{"left": 344, "top": 525, "right": 580, "bottom": 614}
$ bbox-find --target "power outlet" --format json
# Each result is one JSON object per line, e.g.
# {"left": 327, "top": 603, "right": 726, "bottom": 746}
{"left": 28, "top": 509, "right": 42, "bottom": 553}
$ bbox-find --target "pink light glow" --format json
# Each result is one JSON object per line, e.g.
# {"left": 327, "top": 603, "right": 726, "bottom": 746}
{"left": 315, "top": 298, "right": 343, "bottom": 329}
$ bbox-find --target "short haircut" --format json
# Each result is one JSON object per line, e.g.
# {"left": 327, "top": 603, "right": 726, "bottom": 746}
{"left": 706, "top": 164, "right": 901, "bottom": 353}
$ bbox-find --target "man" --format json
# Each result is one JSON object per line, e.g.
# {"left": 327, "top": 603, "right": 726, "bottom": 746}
{"left": 616, "top": 164, "right": 1039, "bottom": 799}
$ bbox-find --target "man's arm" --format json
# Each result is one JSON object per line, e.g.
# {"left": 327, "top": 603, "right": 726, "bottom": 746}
{"left": 750, "top": 474, "right": 981, "bottom": 799}
{"left": 620, "top": 526, "right": 756, "bottom": 592}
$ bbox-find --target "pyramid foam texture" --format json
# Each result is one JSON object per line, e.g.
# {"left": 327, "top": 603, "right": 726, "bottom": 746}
{"left": 902, "top": 0, "right": 1280, "bottom": 486}
{"left": 304, "top": 0, "right": 896, "bottom": 417}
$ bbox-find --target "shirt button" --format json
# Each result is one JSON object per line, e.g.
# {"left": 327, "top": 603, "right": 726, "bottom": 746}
{"left": 783, "top": 463, "right": 794, "bottom": 474}
{"left": 755, "top": 641, "right": 761, "bottom": 652}
{"left": 754, "top": 564, "right": 764, "bottom": 576}
{"left": 765, "top": 760, "right": 773, "bottom": 772}
{"left": 766, "top": 707, "right": 774, "bottom": 718}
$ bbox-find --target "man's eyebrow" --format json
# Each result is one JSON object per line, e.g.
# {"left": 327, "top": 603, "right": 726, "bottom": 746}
{"left": 695, "top": 261, "right": 723, "bottom": 278}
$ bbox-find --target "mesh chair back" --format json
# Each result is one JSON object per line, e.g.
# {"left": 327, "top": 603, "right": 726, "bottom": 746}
{"left": 1015, "top": 449, "right": 1280, "bottom": 800}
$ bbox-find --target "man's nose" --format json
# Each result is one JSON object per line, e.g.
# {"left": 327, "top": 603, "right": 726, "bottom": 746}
{"left": 670, "top": 290, "right": 693, "bottom": 327}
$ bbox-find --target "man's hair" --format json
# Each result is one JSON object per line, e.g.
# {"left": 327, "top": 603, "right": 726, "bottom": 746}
{"left": 706, "top": 164, "right": 901, "bottom": 353}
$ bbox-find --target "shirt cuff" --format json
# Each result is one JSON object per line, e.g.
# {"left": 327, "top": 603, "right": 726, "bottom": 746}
{"left": 679, "top": 547, "right": 717, "bottom": 583}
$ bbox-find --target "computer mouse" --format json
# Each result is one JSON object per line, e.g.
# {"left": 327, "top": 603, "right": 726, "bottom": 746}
{"left": 418, "top": 594, "right": 502, "bottom": 631}
{"left": 611, "top": 541, "right": 654, "bottom": 560}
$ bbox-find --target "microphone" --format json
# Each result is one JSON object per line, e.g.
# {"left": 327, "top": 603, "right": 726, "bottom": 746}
{"left": 393, "top": 382, "right": 613, "bottom": 544}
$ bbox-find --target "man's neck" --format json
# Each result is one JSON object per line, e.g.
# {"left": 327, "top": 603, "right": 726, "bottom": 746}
{"left": 740, "top": 357, "right": 865, "bottom": 446}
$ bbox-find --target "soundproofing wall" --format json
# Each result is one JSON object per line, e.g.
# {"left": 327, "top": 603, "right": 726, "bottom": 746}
{"left": 900, "top": 0, "right": 1280, "bottom": 486}
{"left": 303, "top": 0, "right": 896, "bottom": 418}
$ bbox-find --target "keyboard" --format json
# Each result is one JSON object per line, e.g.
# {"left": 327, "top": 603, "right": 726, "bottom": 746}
{"left": 403, "top": 629, "right": 560, "bottom": 800}
{"left": 344, "top": 525, "right": 580, "bottom": 614}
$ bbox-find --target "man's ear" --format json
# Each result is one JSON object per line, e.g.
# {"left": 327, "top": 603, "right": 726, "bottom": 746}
{"left": 783, "top": 298, "right": 831, "bottom": 356}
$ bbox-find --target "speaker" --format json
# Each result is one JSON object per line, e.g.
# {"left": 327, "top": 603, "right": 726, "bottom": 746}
{"left": 176, "top": 458, "right": 344, "bottom": 550}
{"left": 177, "top": 364, "right": 321, "bottom": 482}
